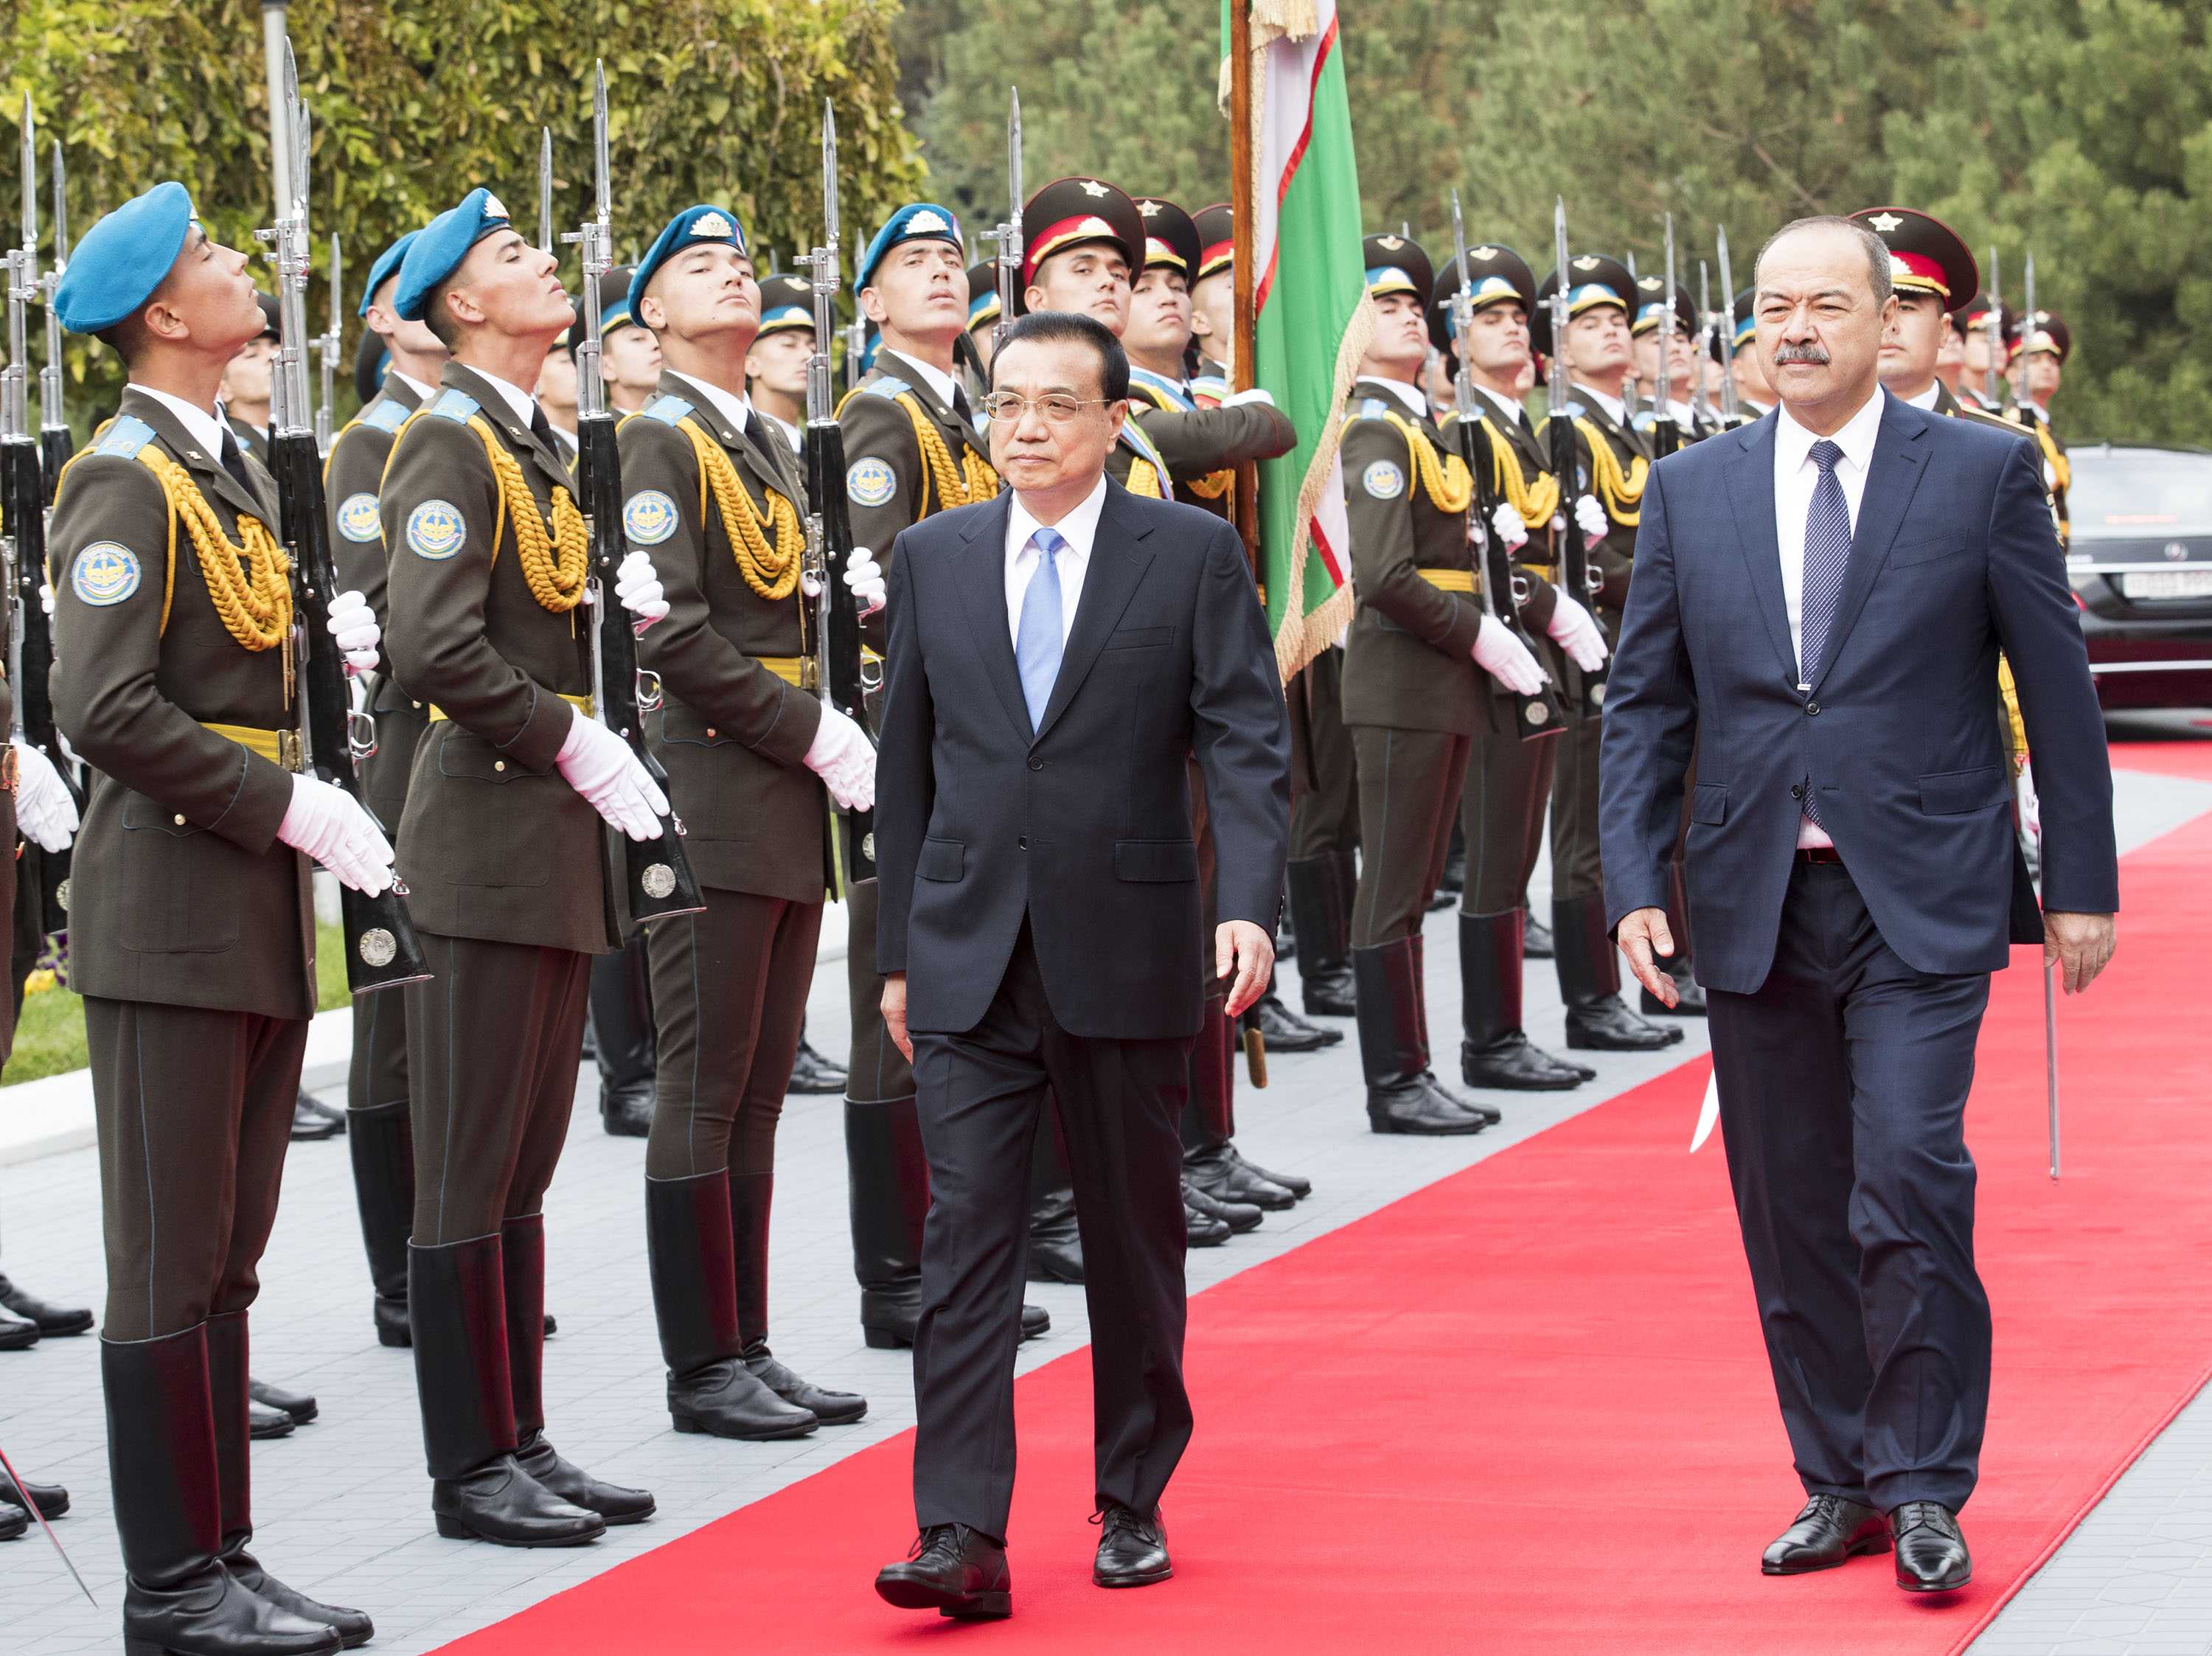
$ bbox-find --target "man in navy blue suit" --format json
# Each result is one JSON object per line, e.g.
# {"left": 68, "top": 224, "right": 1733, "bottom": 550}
{"left": 1600, "top": 218, "right": 2118, "bottom": 1594}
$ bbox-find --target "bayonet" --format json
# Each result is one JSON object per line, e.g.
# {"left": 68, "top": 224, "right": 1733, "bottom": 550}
{"left": 39, "top": 138, "right": 69, "bottom": 486}
{"left": 1717, "top": 226, "right": 1740, "bottom": 426}
{"left": 1624, "top": 251, "right": 1641, "bottom": 418}
{"left": 1984, "top": 244, "right": 2003, "bottom": 406}
{"left": 1694, "top": 258, "right": 1712, "bottom": 429}
{"left": 537, "top": 127, "right": 554, "bottom": 257}
{"left": 1547, "top": 196, "right": 1607, "bottom": 712}
{"left": 315, "top": 232, "right": 339, "bottom": 453}
{"left": 986, "top": 86, "right": 1023, "bottom": 353}
{"left": 2018, "top": 250, "right": 2037, "bottom": 425}
{"left": 1651, "top": 213, "right": 1680, "bottom": 456}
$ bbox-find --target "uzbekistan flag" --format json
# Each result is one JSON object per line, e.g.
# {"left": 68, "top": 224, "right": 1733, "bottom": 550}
{"left": 1224, "top": 0, "right": 1373, "bottom": 681}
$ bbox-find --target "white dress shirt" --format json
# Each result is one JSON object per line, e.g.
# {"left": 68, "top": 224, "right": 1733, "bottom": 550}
{"left": 880, "top": 347, "right": 962, "bottom": 414}
{"left": 465, "top": 366, "right": 540, "bottom": 431}
{"left": 1364, "top": 376, "right": 1430, "bottom": 422}
{"left": 1569, "top": 381, "right": 1627, "bottom": 425}
{"left": 131, "top": 383, "right": 232, "bottom": 463}
{"left": 664, "top": 371, "right": 761, "bottom": 449}
{"left": 1773, "top": 386, "right": 1888, "bottom": 846}
{"left": 392, "top": 369, "right": 440, "bottom": 406}
{"left": 1005, "top": 474, "right": 1107, "bottom": 650}
{"left": 1475, "top": 383, "right": 1533, "bottom": 431}
{"left": 1902, "top": 380, "right": 1942, "bottom": 411}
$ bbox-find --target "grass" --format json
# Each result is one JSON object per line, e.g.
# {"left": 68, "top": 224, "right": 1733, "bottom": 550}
{"left": 1, "top": 920, "right": 352, "bottom": 1086}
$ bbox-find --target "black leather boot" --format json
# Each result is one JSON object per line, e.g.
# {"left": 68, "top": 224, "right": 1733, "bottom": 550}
{"left": 347, "top": 1099, "right": 414, "bottom": 1347}
{"left": 646, "top": 1171, "right": 818, "bottom": 1440}
{"left": 1556, "top": 894, "right": 1683, "bottom": 1051}
{"left": 1246, "top": 992, "right": 1340, "bottom": 1052}
{"left": 1286, "top": 852, "right": 1356, "bottom": 1017}
{"left": 208, "top": 1314, "right": 374, "bottom": 1649}
{"left": 248, "top": 1377, "right": 316, "bottom": 1427}
{"left": 729, "top": 1169, "right": 866, "bottom": 1425}
{"left": 0, "top": 1270, "right": 93, "bottom": 1336}
{"left": 0, "top": 1471, "right": 67, "bottom": 1518}
{"left": 592, "top": 939, "right": 657, "bottom": 1136}
{"left": 1181, "top": 1178, "right": 1260, "bottom": 1234}
{"left": 1180, "top": 1000, "right": 1295, "bottom": 1211}
{"left": 0, "top": 1298, "right": 39, "bottom": 1349}
{"left": 1461, "top": 910, "right": 1586, "bottom": 1093}
{"left": 849, "top": 1096, "right": 1050, "bottom": 1349}
{"left": 785, "top": 1025, "right": 847, "bottom": 1095}
{"left": 1352, "top": 936, "right": 1488, "bottom": 1134}
{"left": 1026, "top": 1130, "right": 1085, "bottom": 1284}
{"left": 1183, "top": 1188, "right": 1233, "bottom": 1246}
{"left": 106, "top": 1326, "right": 342, "bottom": 1655}
{"left": 0, "top": 1502, "right": 24, "bottom": 1540}
{"left": 504, "top": 1214, "right": 655, "bottom": 1525}
{"left": 410, "top": 1234, "right": 603, "bottom": 1548}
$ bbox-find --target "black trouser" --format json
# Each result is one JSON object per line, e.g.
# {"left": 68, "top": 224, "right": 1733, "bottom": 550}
{"left": 909, "top": 922, "right": 1192, "bottom": 1540}
{"left": 1708, "top": 860, "right": 1993, "bottom": 1514}
{"left": 1349, "top": 726, "right": 1470, "bottom": 947}
{"left": 645, "top": 889, "right": 821, "bottom": 1180}
{"left": 406, "top": 930, "right": 591, "bottom": 1245}
{"left": 1458, "top": 703, "right": 1556, "bottom": 918}
{"left": 845, "top": 877, "right": 913, "bottom": 1107}
{"left": 86, "top": 998, "right": 311, "bottom": 1342}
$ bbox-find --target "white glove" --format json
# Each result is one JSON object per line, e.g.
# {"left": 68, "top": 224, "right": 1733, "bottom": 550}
{"left": 39, "top": 583, "right": 52, "bottom": 618}
{"left": 843, "top": 546, "right": 886, "bottom": 616}
{"left": 277, "top": 772, "right": 394, "bottom": 897}
{"left": 325, "top": 588, "right": 380, "bottom": 677}
{"left": 1544, "top": 591, "right": 1609, "bottom": 672}
{"left": 2016, "top": 756, "right": 2041, "bottom": 847}
{"left": 1575, "top": 494, "right": 1609, "bottom": 545}
{"left": 615, "top": 549, "right": 668, "bottom": 630}
{"left": 556, "top": 707, "right": 669, "bottom": 841}
{"left": 1488, "top": 502, "right": 1529, "bottom": 552}
{"left": 1220, "top": 386, "right": 1277, "bottom": 409}
{"left": 1471, "top": 613, "right": 1549, "bottom": 697}
{"left": 10, "top": 740, "right": 77, "bottom": 853}
{"left": 804, "top": 703, "right": 877, "bottom": 813}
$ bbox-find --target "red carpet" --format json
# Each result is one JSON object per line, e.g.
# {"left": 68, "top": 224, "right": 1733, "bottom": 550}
{"left": 437, "top": 748, "right": 2212, "bottom": 1655}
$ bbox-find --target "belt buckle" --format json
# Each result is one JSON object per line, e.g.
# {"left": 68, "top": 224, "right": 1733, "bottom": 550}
{"left": 278, "top": 729, "right": 305, "bottom": 773}
{"left": 799, "top": 658, "right": 819, "bottom": 692}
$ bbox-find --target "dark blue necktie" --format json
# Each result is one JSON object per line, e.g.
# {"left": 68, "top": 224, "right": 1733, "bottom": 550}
{"left": 1798, "top": 438, "right": 1848, "bottom": 827}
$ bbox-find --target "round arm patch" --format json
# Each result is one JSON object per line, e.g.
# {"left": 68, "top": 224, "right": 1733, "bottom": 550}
{"left": 337, "top": 492, "right": 382, "bottom": 543}
{"left": 624, "top": 489, "right": 678, "bottom": 546}
{"left": 71, "top": 542, "right": 142, "bottom": 605}
{"left": 1362, "top": 459, "right": 1405, "bottom": 500}
{"left": 846, "top": 457, "right": 897, "bottom": 508}
{"left": 405, "top": 499, "right": 466, "bottom": 560}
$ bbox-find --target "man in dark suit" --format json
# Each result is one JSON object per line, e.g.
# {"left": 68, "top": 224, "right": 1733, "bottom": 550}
{"left": 870, "top": 310, "right": 1290, "bottom": 1618}
{"left": 1601, "top": 216, "right": 2118, "bottom": 1595}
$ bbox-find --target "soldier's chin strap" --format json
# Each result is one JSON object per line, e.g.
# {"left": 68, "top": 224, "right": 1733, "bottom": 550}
{"left": 0, "top": 1438, "right": 97, "bottom": 1606}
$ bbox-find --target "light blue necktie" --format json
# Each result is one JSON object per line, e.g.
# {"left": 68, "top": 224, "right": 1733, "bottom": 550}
{"left": 1015, "top": 526, "right": 1067, "bottom": 729}
{"left": 1798, "top": 438, "right": 1848, "bottom": 825}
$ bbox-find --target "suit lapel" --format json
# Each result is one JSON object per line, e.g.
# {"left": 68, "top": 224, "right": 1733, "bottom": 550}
{"left": 1808, "top": 396, "right": 1933, "bottom": 697}
{"left": 953, "top": 493, "right": 1034, "bottom": 744}
{"left": 1723, "top": 418, "right": 1798, "bottom": 685}
{"left": 1034, "top": 484, "right": 1155, "bottom": 744}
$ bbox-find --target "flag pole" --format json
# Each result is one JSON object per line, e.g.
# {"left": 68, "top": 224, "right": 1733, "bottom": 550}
{"left": 1227, "top": 0, "right": 1260, "bottom": 574}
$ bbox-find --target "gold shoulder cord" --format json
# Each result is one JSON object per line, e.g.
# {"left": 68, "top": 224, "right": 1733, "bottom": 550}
{"left": 1377, "top": 411, "right": 1472, "bottom": 513}
{"left": 130, "top": 448, "right": 292, "bottom": 649}
{"left": 1124, "top": 457, "right": 1164, "bottom": 499}
{"left": 1572, "top": 417, "right": 1648, "bottom": 527}
{"left": 465, "top": 417, "right": 588, "bottom": 612}
{"left": 678, "top": 417, "right": 804, "bottom": 600}
{"left": 896, "top": 394, "right": 999, "bottom": 512}
{"left": 1132, "top": 384, "right": 1232, "bottom": 503}
{"left": 1483, "top": 425, "right": 1561, "bottom": 528}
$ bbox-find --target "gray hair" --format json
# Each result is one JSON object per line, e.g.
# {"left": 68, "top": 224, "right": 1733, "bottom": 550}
{"left": 1753, "top": 215, "right": 1893, "bottom": 309}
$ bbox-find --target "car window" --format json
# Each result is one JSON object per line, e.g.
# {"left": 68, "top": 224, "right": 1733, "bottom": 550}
{"left": 2067, "top": 448, "right": 2212, "bottom": 540}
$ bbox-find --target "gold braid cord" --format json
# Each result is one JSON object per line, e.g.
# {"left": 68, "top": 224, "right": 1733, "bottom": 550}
{"left": 1378, "top": 411, "right": 1472, "bottom": 513}
{"left": 135, "top": 448, "right": 291, "bottom": 647}
{"left": 1487, "top": 431, "right": 1561, "bottom": 527}
{"left": 1131, "top": 386, "right": 1233, "bottom": 501}
{"left": 465, "top": 417, "right": 588, "bottom": 613}
{"left": 1573, "top": 417, "right": 1648, "bottom": 527}
{"left": 680, "top": 417, "right": 804, "bottom": 599}
{"left": 1124, "top": 457, "right": 1164, "bottom": 499}
{"left": 897, "top": 394, "right": 998, "bottom": 512}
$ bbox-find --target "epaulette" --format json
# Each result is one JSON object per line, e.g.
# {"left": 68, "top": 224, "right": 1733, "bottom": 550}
{"left": 640, "top": 394, "right": 694, "bottom": 426}
{"left": 428, "top": 389, "right": 481, "bottom": 422}
{"left": 89, "top": 414, "right": 157, "bottom": 459}
{"left": 361, "top": 397, "right": 411, "bottom": 434}
{"left": 1354, "top": 397, "right": 1388, "bottom": 420}
{"left": 861, "top": 375, "right": 911, "bottom": 400}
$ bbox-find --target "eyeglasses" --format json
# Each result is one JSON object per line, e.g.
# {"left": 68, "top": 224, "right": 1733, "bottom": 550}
{"left": 979, "top": 392, "right": 1117, "bottom": 425}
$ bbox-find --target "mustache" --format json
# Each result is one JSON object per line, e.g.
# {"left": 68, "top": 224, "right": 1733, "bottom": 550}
{"left": 1773, "top": 343, "right": 1831, "bottom": 365}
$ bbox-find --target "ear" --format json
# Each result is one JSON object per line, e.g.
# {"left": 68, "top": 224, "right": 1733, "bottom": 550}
{"left": 443, "top": 284, "right": 485, "bottom": 330}
{"left": 639, "top": 295, "right": 664, "bottom": 333}
{"left": 858, "top": 287, "right": 888, "bottom": 325}
{"left": 1105, "top": 398, "right": 1127, "bottom": 441}
{"left": 1024, "top": 282, "right": 1046, "bottom": 313}
{"left": 140, "top": 298, "right": 190, "bottom": 347}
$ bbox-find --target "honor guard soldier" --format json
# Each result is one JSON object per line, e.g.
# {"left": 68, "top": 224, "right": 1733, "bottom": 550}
{"left": 607, "top": 204, "right": 872, "bottom": 1441}
{"left": 1632, "top": 277, "right": 1703, "bottom": 435}
{"left": 1729, "top": 291, "right": 1775, "bottom": 418}
{"left": 1339, "top": 234, "right": 1552, "bottom": 1134}
{"left": 1431, "top": 243, "right": 1607, "bottom": 1093}
{"left": 962, "top": 259, "right": 1002, "bottom": 386}
{"left": 381, "top": 188, "right": 659, "bottom": 1547}
{"left": 1958, "top": 291, "right": 2012, "bottom": 413}
{"left": 2009, "top": 310, "right": 2071, "bottom": 541}
{"left": 220, "top": 292, "right": 280, "bottom": 467}
{"left": 747, "top": 271, "right": 815, "bottom": 451}
{"left": 327, "top": 224, "right": 451, "bottom": 1349}
{"left": 835, "top": 201, "right": 1054, "bottom": 1346}
{"left": 1187, "top": 203, "right": 1236, "bottom": 395}
{"left": 51, "top": 181, "right": 388, "bottom": 1655}
{"left": 1532, "top": 252, "right": 1690, "bottom": 1046}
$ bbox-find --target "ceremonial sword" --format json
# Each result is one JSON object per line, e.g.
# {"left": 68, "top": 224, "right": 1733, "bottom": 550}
{"left": 0, "top": 1438, "right": 95, "bottom": 1605}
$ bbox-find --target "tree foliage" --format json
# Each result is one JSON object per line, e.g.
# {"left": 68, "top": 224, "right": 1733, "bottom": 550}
{"left": 0, "top": 0, "right": 925, "bottom": 425}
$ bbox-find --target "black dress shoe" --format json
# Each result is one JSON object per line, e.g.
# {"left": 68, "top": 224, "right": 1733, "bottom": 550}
{"left": 432, "top": 1455, "right": 606, "bottom": 1547}
{"left": 0, "top": 1301, "right": 39, "bottom": 1350}
{"left": 743, "top": 1346, "right": 866, "bottom": 1425}
{"left": 876, "top": 1523, "right": 1012, "bottom": 1620}
{"left": 1523, "top": 914, "right": 1554, "bottom": 959}
{"left": 248, "top": 1401, "right": 295, "bottom": 1441}
{"left": 599, "top": 1078, "right": 655, "bottom": 1137}
{"left": 249, "top": 1377, "right": 318, "bottom": 1426}
{"left": 1891, "top": 1501, "right": 1971, "bottom": 1592}
{"left": 1248, "top": 993, "right": 1341, "bottom": 1052}
{"left": 227, "top": 1551, "right": 375, "bottom": 1649}
{"left": 861, "top": 1282, "right": 1049, "bottom": 1349}
{"left": 122, "top": 1570, "right": 343, "bottom": 1656}
{"left": 1092, "top": 1500, "right": 1172, "bottom": 1587}
{"left": 1224, "top": 1143, "right": 1309, "bottom": 1200}
{"left": 785, "top": 1037, "right": 848, "bottom": 1095}
{"left": 1181, "top": 1177, "right": 1262, "bottom": 1234}
{"left": 1368, "top": 1076, "right": 1488, "bottom": 1135}
{"left": 0, "top": 1273, "right": 94, "bottom": 1336}
{"left": 0, "top": 1503, "right": 23, "bottom": 1540}
{"left": 289, "top": 1092, "right": 345, "bottom": 1142}
{"left": 1463, "top": 1031, "right": 1585, "bottom": 1090}
{"left": 0, "top": 1472, "right": 68, "bottom": 1519}
{"left": 1183, "top": 1143, "right": 1295, "bottom": 1211}
{"left": 1183, "top": 1197, "right": 1232, "bottom": 1247}
{"left": 668, "top": 1357, "right": 818, "bottom": 1439}
{"left": 1565, "top": 996, "right": 1685, "bottom": 1051}
{"left": 1761, "top": 1495, "right": 1889, "bottom": 1575}
{"left": 515, "top": 1432, "right": 655, "bottom": 1525}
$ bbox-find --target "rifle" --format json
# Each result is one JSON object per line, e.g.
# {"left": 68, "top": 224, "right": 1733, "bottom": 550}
{"left": 38, "top": 139, "right": 70, "bottom": 496}
{"left": 536, "top": 128, "right": 554, "bottom": 257}
{"left": 1716, "top": 226, "right": 1741, "bottom": 428}
{"left": 1648, "top": 215, "right": 1681, "bottom": 459}
{"left": 258, "top": 38, "right": 428, "bottom": 994}
{"left": 1547, "top": 197, "right": 1608, "bottom": 714}
{"left": 5, "top": 97, "right": 77, "bottom": 933}
{"left": 1983, "top": 244, "right": 2005, "bottom": 407}
{"left": 1694, "top": 258, "right": 1713, "bottom": 431}
{"left": 1623, "top": 251, "right": 1641, "bottom": 420}
{"left": 563, "top": 62, "right": 705, "bottom": 928}
{"left": 986, "top": 86, "right": 1023, "bottom": 355}
{"left": 2014, "top": 251, "right": 2037, "bottom": 429}
{"left": 313, "top": 232, "right": 339, "bottom": 455}
{"left": 802, "top": 102, "right": 875, "bottom": 898}
{"left": 1450, "top": 189, "right": 1559, "bottom": 742}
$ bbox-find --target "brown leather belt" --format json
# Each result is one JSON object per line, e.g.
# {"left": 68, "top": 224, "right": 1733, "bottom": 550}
{"left": 1797, "top": 846, "right": 1845, "bottom": 866}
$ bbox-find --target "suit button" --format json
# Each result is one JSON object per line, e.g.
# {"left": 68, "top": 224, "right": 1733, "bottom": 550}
{"left": 1790, "top": 784, "right": 1804, "bottom": 800}
{"left": 1018, "top": 836, "right": 1029, "bottom": 849}
{"left": 173, "top": 814, "right": 187, "bottom": 826}
{"left": 1805, "top": 700, "right": 1820, "bottom": 716}
{"left": 495, "top": 760, "right": 507, "bottom": 772}
{"left": 1029, "top": 758, "right": 1043, "bottom": 771}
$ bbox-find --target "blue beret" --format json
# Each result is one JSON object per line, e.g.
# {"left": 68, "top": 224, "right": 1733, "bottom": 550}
{"left": 855, "top": 203, "right": 964, "bottom": 295}
{"left": 54, "top": 181, "right": 195, "bottom": 335}
{"left": 358, "top": 229, "right": 422, "bottom": 319}
{"left": 394, "top": 188, "right": 515, "bottom": 322}
{"left": 627, "top": 205, "right": 749, "bottom": 324}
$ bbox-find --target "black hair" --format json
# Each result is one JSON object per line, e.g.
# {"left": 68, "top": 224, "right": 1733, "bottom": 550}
{"left": 987, "top": 309, "right": 1129, "bottom": 403}
{"left": 422, "top": 279, "right": 463, "bottom": 351}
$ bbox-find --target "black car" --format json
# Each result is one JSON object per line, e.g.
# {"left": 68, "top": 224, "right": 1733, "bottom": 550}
{"left": 2064, "top": 442, "right": 2212, "bottom": 710}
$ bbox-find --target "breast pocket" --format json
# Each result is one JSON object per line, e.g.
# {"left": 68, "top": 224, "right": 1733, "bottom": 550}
{"left": 1887, "top": 536, "right": 1969, "bottom": 569}
{"left": 120, "top": 794, "right": 243, "bottom": 953}
{"left": 1104, "top": 625, "right": 1172, "bottom": 651}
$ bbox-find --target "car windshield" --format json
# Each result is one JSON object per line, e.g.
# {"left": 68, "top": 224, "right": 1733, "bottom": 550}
{"left": 2067, "top": 448, "right": 2212, "bottom": 541}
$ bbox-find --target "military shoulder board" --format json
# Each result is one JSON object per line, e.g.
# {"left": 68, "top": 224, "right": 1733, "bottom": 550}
{"left": 861, "top": 376, "right": 912, "bottom": 400}
{"left": 1356, "top": 397, "right": 1388, "bottom": 420}
{"left": 639, "top": 394, "right": 695, "bottom": 427}
{"left": 428, "top": 389, "right": 481, "bottom": 422}
{"left": 90, "top": 414, "right": 158, "bottom": 459}
{"left": 361, "top": 397, "right": 411, "bottom": 434}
